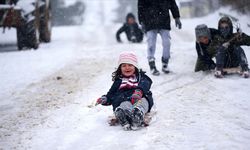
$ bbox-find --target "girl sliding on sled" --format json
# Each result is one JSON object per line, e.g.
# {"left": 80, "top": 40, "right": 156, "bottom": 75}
{"left": 96, "top": 51, "right": 154, "bottom": 130}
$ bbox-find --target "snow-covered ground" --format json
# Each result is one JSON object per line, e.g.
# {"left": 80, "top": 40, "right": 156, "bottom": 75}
{"left": 1, "top": 1, "right": 250, "bottom": 149}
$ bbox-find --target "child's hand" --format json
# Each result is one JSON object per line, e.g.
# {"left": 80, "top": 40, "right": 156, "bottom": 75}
{"left": 131, "top": 89, "right": 143, "bottom": 104}
{"left": 96, "top": 95, "right": 107, "bottom": 105}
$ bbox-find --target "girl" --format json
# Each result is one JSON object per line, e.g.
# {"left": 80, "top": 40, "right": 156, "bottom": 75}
{"left": 96, "top": 51, "right": 154, "bottom": 130}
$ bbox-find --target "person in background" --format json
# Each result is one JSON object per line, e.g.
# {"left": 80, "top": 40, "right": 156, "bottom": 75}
{"left": 194, "top": 24, "right": 219, "bottom": 72}
{"left": 116, "top": 13, "right": 143, "bottom": 43}
{"left": 138, "top": 0, "right": 182, "bottom": 75}
{"left": 96, "top": 51, "right": 154, "bottom": 130}
{"left": 209, "top": 16, "right": 250, "bottom": 78}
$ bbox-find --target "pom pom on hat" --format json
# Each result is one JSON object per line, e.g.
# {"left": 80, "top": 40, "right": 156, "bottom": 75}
{"left": 118, "top": 51, "right": 138, "bottom": 68}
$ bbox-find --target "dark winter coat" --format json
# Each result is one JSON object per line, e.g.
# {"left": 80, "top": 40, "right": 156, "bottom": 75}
{"left": 116, "top": 23, "right": 143, "bottom": 43}
{"left": 102, "top": 71, "right": 154, "bottom": 112}
{"left": 138, "top": 0, "right": 180, "bottom": 31}
{"left": 195, "top": 28, "right": 219, "bottom": 72}
{"left": 116, "top": 13, "right": 143, "bottom": 43}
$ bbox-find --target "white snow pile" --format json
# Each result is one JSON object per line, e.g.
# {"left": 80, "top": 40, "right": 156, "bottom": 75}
{"left": 0, "top": 1, "right": 250, "bottom": 150}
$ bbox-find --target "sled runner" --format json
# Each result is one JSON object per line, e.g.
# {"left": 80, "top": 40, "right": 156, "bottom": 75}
{"left": 222, "top": 67, "right": 241, "bottom": 74}
{"left": 216, "top": 67, "right": 249, "bottom": 78}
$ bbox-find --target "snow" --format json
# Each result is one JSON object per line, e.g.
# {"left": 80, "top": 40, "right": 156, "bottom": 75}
{"left": 17, "top": 0, "right": 36, "bottom": 16}
{"left": 1, "top": 1, "right": 250, "bottom": 150}
{"left": 0, "top": 5, "right": 20, "bottom": 10}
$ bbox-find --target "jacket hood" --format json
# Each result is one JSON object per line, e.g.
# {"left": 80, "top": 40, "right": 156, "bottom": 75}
{"left": 218, "top": 16, "right": 233, "bottom": 35}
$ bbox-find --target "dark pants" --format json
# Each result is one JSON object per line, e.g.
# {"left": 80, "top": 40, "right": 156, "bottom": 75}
{"left": 216, "top": 46, "right": 249, "bottom": 71}
{"left": 129, "top": 30, "right": 143, "bottom": 43}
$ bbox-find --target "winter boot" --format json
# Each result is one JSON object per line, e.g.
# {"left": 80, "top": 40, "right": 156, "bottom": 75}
{"left": 241, "top": 66, "right": 249, "bottom": 78}
{"left": 162, "top": 57, "right": 170, "bottom": 74}
{"left": 131, "top": 108, "right": 144, "bottom": 130}
{"left": 214, "top": 70, "right": 224, "bottom": 78}
{"left": 242, "top": 71, "right": 249, "bottom": 78}
{"left": 123, "top": 109, "right": 134, "bottom": 124}
{"left": 214, "top": 67, "right": 224, "bottom": 78}
{"left": 115, "top": 108, "right": 131, "bottom": 130}
{"left": 148, "top": 59, "right": 160, "bottom": 76}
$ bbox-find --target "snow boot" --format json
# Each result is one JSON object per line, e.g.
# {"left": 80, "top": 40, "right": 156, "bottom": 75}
{"left": 122, "top": 124, "right": 131, "bottom": 131}
{"left": 131, "top": 108, "right": 144, "bottom": 130}
{"left": 241, "top": 66, "right": 250, "bottom": 78}
{"left": 123, "top": 109, "right": 134, "bottom": 124}
{"left": 214, "top": 70, "right": 224, "bottom": 78}
{"left": 214, "top": 68, "right": 224, "bottom": 78}
{"left": 148, "top": 59, "right": 160, "bottom": 76}
{"left": 162, "top": 57, "right": 170, "bottom": 74}
{"left": 242, "top": 71, "right": 249, "bottom": 78}
{"left": 115, "top": 108, "right": 131, "bottom": 130}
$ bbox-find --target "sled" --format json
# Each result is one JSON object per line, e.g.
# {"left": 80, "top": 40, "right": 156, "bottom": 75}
{"left": 220, "top": 67, "right": 249, "bottom": 78}
{"left": 222, "top": 67, "right": 241, "bottom": 74}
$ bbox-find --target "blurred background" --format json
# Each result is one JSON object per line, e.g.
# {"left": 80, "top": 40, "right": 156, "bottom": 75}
{"left": 51, "top": 0, "right": 250, "bottom": 27}
{"left": 1, "top": 0, "right": 249, "bottom": 51}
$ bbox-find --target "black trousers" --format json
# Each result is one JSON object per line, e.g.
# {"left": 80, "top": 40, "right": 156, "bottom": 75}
{"left": 216, "top": 46, "right": 249, "bottom": 70}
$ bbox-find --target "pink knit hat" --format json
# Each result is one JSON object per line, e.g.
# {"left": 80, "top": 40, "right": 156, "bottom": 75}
{"left": 118, "top": 51, "right": 138, "bottom": 68}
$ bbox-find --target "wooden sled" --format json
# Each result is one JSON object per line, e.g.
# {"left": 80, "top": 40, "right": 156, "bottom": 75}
{"left": 222, "top": 67, "right": 242, "bottom": 74}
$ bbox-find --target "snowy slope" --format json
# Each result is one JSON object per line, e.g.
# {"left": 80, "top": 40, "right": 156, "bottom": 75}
{"left": 1, "top": 1, "right": 250, "bottom": 150}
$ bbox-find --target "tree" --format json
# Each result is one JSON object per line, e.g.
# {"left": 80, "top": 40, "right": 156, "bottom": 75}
{"left": 220, "top": 0, "right": 250, "bottom": 14}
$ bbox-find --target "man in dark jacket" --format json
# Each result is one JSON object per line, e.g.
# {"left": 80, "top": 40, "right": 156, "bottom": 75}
{"left": 116, "top": 13, "right": 143, "bottom": 43}
{"left": 209, "top": 16, "right": 250, "bottom": 78}
{"left": 194, "top": 24, "right": 219, "bottom": 72}
{"left": 138, "top": 0, "right": 182, "bottom": 75}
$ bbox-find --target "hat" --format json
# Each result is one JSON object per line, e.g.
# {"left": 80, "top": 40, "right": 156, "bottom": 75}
{"left": 118, "top": 51, "right": 138, "bottom": 68}
{"left": 218, "top": 16, "right": 233, "bottom": 35}
{"left": 126, "top": 13, "right": 135, "bottom": 22}
{"left": 195, "top": 24, "right": 211, "bottom": 40}
{"left": 218, "top": 16, "right": 232, "bottom": 29}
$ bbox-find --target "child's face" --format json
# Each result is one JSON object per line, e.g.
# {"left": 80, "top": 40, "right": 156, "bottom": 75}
{"left": 121, "top": 63, "right": 136, "bottom": 77}
{"left": 198, "top": 36, "right": 209, "bottom": 44}
{"left": 220, "top": 22, "right": 229, "bottom": 29}
{"left": 128, "top": 18, "right": 135, "bottom": 24}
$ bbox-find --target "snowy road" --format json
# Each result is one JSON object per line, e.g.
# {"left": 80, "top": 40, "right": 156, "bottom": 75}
{"left": 1, "top": 6, "right": 250, "bottom": 150}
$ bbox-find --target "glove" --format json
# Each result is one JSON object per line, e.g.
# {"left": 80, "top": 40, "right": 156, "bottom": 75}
{"left": 131, "top": 89, "right": 143, "bottom": 104}
{"left": 237, "top": 28, "right": 242, "bottom": 36}
{"left": 96, "top": 95, "right": 107, "bottom": 105}
{"left": 175, "top": 18, "right": 182, "bottom": 29}
{"left": 222, "top": 42, "right": 230, "bottom": 49}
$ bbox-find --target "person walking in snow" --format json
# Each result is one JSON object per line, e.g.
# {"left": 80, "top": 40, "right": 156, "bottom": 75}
{"left": 96, "top": 51, "right": 154, "bottom": 130}
{"left": 138, "top": 0, "right": 182, "bottom": 75}
{"left": 194, "top": 24, "right": 219, "bottom": 72}
{"left": 209, "top": 16, "right": 250, "bottom": 78}
{"left": 116, "top": 13, "right": 144, "bottom": 43}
